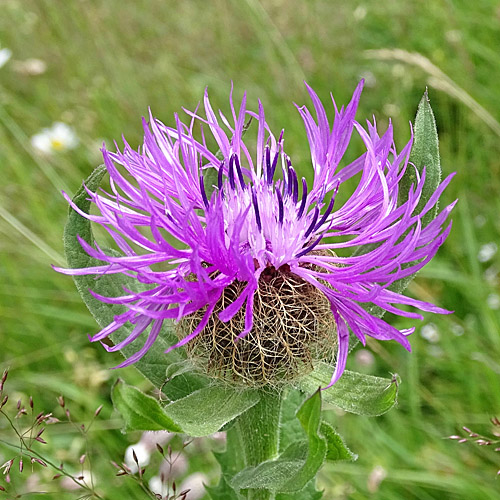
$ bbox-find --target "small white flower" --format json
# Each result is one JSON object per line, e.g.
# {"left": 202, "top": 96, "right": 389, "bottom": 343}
{"left": 478, "top": 242, "right": 497, "bottom": 263}
{"left": 353, "top": 5, "right": 367, "bottom": 21}
{"left": 12, "top": 58, "right": 46, "bottom": 76}
{"left": 178, "top": 472, "right": 209, "bottom": 500}
{"left": 31, "top": 122, "right": 79, "bottom": 155}
{"left": 124, "top": 442, "right": 151, "bottom": 474}
{"left": 450, "top": 323, "right": 464, "bottom": 337}
{"left": 139, "top": 430, "right": 173, "bottom": 452}
{"left": 484, "top": 265, "right": 499, "bottom": 285}
{"left": 210, "top": 431, "right": 227, "bottom": 444}
{"left": 354, "top": 349, "right": 375, "bottom": 367}
{"left": 428, "top": 345, "right": 444, "bottom": 358}
{"left": 367, "top": 465, "right": 387, "bottom": 493}
{"left": 445, "top": 30, "right": 462, "bottom": 43}
{"left": 420, "top": 323, "right": 440, "bottom": 343}
{"left": 487, "top": 293, "right": 500, "bottom": 310}
{"left": 0, "top": 48, "right": 12, "bottom": 69}
{"left": 149, "top": 475, "right": 168, "bottom": 497}
{"left": 391, "top": 64, "right": 406, "bottom": 79}
{"left": 474, "top": 215, "right": 486, "bottom": 228}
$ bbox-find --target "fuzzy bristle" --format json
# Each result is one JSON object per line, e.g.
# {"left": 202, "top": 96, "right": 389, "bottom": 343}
{"left": 179, "top": 265, "right": 336, "bottom": 387}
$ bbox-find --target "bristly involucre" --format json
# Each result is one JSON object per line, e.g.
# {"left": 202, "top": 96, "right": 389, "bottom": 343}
{"left": 56, "top": 81, "right": 455, "bottom": 388}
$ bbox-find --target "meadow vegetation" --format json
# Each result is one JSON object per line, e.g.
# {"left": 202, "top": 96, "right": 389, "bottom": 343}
{"left": 1, "top": 1, "right": 499, "bottom": 498}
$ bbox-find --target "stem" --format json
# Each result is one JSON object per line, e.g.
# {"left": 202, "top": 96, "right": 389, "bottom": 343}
{"left": 235, "top": 388, "right": 282, "bottom": 500}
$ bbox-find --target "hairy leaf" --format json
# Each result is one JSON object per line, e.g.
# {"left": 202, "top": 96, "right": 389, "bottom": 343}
{"left": 296, "top": 364, "right": 399, "bottom": 416}
{"left": 163, "top": 385, "right": 261, "bottom": 437}
{"left": 112, "top": 379, "right": 182, "bottom": 433}
{"left": 400, "top": 89, "right": 441, "bottom": 226}
{"left": 320, "top": 421, "right": 357, "bottom": 462}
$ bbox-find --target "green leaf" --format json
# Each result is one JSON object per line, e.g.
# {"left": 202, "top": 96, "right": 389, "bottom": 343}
{"left": 162, "top": 362, "right": 210, "bottom": 402}
{"left": 278, "top": 389, "right": 355, "bottom": 461}
{"left": 279, "top": 389, "right": 308, "bottom": 452}
{"left": 111, "top": 379, "right": 182, "bottom": 433}
{"left": 112, "top": 378, "right": 260, "bottom": 438}
{"left": 276, "top": 480, "right": 323, "bottom": 500}
{"left": 163, "top": 385, "right": 261, "bottom": 437}
{"left": 401, "top": 89, "right": 441, "bottom": 227}
{"left": 63, "top": 166, "right": 183, "bottom": 388}
{"left": 230, "top": 390, "right": 327, "bottom": 493}
{"left": 320, "top": 421, "right": 357, "bottom": 462}
{"left": 296, "top": 363, "right": 399, "bottom": 416}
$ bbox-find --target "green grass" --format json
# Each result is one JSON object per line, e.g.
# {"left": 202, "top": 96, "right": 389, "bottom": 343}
{"left": 1, "top": 0, "right": 500, "bottom": 498}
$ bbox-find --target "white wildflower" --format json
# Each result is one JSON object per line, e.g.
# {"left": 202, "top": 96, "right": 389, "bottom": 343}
{"left": 355, "top": 349, "right": 375, "bottom": 367}
{"left": 178, "top": 472, "right": 209, "bottom": 500}
{"left": 353, "top": 6, "right": 367, "bottom": 21}
{"left": 487, "top": 293, "right": 500, "bottom": 310}
{"left": 0, "top": 48, "right": 12, "bottom": 69}
{"left": 450, "top": 323, "right": 464, "bottom": 337}
{"left": 149, "top": 475, "right": 168, "bottom": 497}
{"left": 124, "top": 442, "right": 150, "bottom": 474}
{"left": 13, "top": 58, "right": 46, "bottom": 76}
{"left": 367, "top": 465, "right": 387, "bottom": 493}
{"left": 60, "top": 470, "right": 93, "bottom": 490}
{"left": 420, "top": 323, "right": 440, "bottom": 343}
{"left": 359, "top": 70, "right": 376, "bottom": 88}
{"left": 31, "top": 122, "right": 78, "bottom": 155}
{"left": 478, "top": 242, "right": 497, "bottom": 263}
{"left": 474, "top": 214, "right": 486, "bottom": 228}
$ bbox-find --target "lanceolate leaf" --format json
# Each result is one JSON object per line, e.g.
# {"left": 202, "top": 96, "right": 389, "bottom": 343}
{"left": 279, "top": 389, "right": 309, "bottom": 452}
{"left": 381, "top": 90, "right": 443, "bottom": 297}
{"left": 400, "top": 89, "right": 441, "bottom": 227}
{"left": 112, "top": 379, "right": 182, "bottom": 433}
{"left": 63, "top": 166, "right": 183, "bottom": 388}
{"left": 163, "top": 385, "right": 261, "bottom": 437}
{"left": 320, "top": 421, "right": 357, "bottom": 462}
{"left": 296, "top": 363, "right": 399, "bottom": 416}
{"left": 278, "top": 388, "right": 354, "bottom": 458}
{"left": 112, "top": 379, "right": 261, "bottom": 438}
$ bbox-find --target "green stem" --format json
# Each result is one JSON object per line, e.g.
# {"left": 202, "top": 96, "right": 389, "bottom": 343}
{"left": 235, "top": 388, "right": 282, "bottom": 500}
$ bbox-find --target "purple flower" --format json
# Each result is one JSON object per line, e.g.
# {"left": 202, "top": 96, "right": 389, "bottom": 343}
{"left": 56, "top": 81, "right": 455, "bottom": 388}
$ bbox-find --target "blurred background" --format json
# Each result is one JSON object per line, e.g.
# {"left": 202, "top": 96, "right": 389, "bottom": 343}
{"left": 1, "top": 0, "right": 500, "bottom": 498}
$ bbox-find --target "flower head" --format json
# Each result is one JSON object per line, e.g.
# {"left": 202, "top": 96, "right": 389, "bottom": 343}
{"left": 57, "top": 82, "right": 455, "bottom": 388}
{"left": 31, "top": 122, "right": 79, "bottom": 155}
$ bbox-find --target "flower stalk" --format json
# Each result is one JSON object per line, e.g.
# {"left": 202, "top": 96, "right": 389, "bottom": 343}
{"left": 235, "top": 389, "right": 282, "bottom": 500}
